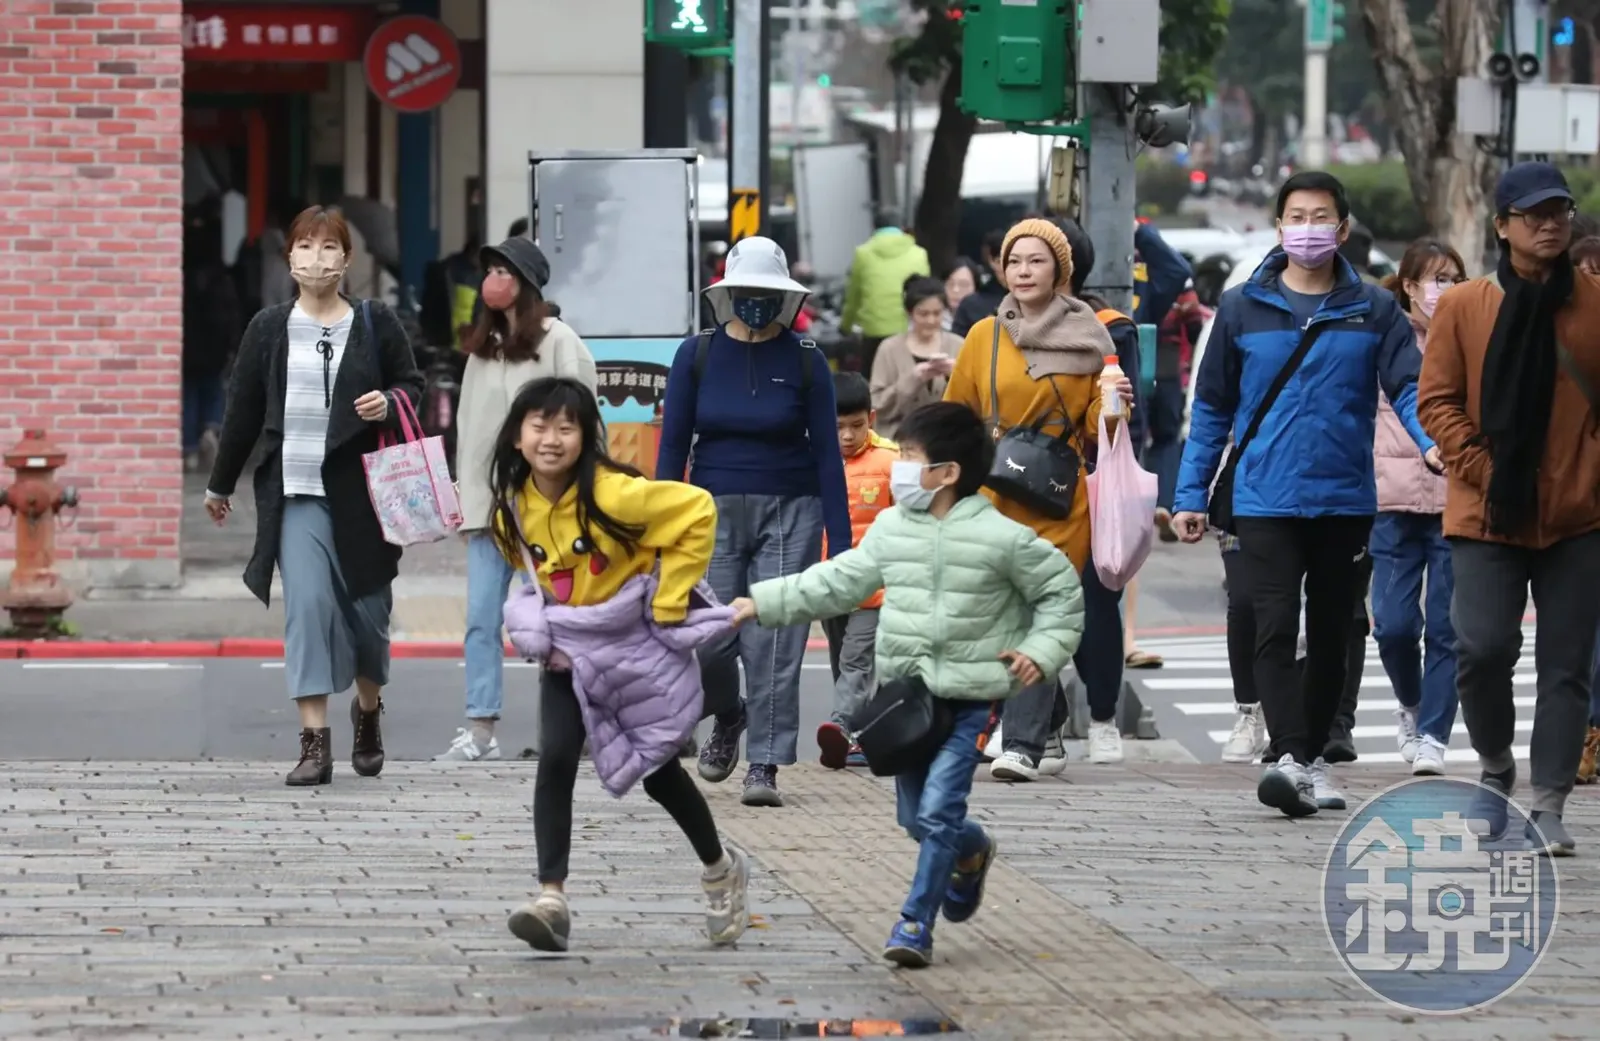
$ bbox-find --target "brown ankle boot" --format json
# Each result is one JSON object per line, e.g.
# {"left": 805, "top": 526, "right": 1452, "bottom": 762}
{"left": 350, "top": 695, "right": 385, "bottom": 777}
{"left": 286, "top": 727, "right": 333, "bottom": 786}
{"left": 1579, "top": 727, "right": 1600, "bottom": 785}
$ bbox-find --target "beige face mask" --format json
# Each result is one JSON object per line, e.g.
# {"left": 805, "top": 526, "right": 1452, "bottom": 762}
{"left": 289, "top": 251, "right": 346, "bottom": 290}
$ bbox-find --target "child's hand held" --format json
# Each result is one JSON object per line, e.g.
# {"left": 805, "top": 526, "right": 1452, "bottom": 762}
{"left": 998, "top": 649, "right": 1041, "bottom": 685}
{"left": 729, "top": 597, "right": 757, "bottom": 627}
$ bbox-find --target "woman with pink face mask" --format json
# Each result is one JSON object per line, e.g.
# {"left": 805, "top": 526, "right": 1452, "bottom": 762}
{"left": 204, "top": 206, "right": 424, "bottom": 786}
{"left": 435, "top": 236, "right": 597, "bottom": 763}
{"left": 1371, "top": 238, "right": 1466, "bottom": 777}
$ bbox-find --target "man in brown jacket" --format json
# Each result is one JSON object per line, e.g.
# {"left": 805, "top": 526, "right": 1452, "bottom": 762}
{"left": 1418, "top": 162, "right": 1600, "bottom": 856}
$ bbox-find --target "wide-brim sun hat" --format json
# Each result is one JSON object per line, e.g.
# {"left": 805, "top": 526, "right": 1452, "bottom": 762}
{"left": 703, "top": 235, "right": 811, "bottom": 327}
{"left": 480, "top": 236, "right": 551, "bottom": 291}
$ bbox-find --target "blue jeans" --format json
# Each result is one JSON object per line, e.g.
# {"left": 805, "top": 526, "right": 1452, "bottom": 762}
{"left": 698, "top": 494, "right": 824, "bottom": 765}
{"left": 1370, "top": 512, "right": 1457, "bottom": 744}
{"left": 182, "top": 371, "right": 225, "bottom": 452}
{"left": 464, "top": 532, "right": 516, "bottom": 720}
{"left": 896, "top": 700, "right": 995, "bottom": 928}
{"left": 1143, "top": 378, "right": 1185, "bottom": 511}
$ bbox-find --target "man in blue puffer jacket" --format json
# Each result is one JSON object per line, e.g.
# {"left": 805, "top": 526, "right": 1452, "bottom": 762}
{"left": 1171, "top": 171, "right": 1438, "bottom": 820}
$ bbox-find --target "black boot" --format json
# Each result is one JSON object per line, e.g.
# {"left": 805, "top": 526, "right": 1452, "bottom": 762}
{"left": 350, "top": 695, "right": 385, "bottom": 777}
{"left": 286, "top": 727, "right": 333, "bottom": 786}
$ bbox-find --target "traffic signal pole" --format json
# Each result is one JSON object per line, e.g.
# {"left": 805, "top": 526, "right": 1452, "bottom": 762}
{"left": 728, "top": 0, "right": 768, "bottom": 242}
{"left": 1082, "top": 84, "right": 1136, "bottom": 318}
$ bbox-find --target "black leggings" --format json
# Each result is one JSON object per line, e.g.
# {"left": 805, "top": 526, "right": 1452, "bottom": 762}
{"left": 534, "top": 670, "right": 725, "bottom": 883}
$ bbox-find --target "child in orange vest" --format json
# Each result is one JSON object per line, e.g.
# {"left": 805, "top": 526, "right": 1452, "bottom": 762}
{"left": 816, "top": 372, "right": 898, "bottom": 769}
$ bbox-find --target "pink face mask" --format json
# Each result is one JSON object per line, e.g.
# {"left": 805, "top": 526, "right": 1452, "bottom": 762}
{"left": 1280, "top": 224, "right": 1341, "bottom": 268}
{"left": 1418, "top": 280, "right": 1447, "bottom": 318}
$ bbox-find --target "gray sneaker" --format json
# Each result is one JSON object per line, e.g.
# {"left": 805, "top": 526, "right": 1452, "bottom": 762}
{"left": 1257, "top": 754, "right": 1319, "bottom": 818}
{"left": 1528, "top": 811, "right": 1577, "bottom": 857}
{"left": 507, "top": 892, "right": 571, "bottom": 951}
{"left": 740, "top": 763, "right": 783, "bottom": 807}
{"left": 702, "top": 846, "right": 751, "bottom": 945}
{"left": 433, "top": 727, "right": 501, "bottom": 762}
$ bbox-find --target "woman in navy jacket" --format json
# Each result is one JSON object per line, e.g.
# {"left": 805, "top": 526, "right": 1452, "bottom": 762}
{"left": 656, "top": 237, "right": 852, "bottom": 808}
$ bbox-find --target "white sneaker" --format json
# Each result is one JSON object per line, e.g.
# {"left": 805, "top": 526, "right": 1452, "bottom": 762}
{"left": 1257, "top": 753, "right": 1318, "bottom": 818}
{"left": 1086, "top": 722, "right": 1124, "bottom": 764}
{"left": 982, "top": 721, "right": 1003, "bottom": 760}
{"left": 432, "top": 727, "right": 502, "bottom": 762}
{"left": 1221, "top": 704, "right": 1268, "bottom": 763}
{"left": 1412, "top": 735, "right": 1448, "bottom": 775}
{"left": 1037, "top": 727, "right": 1069, "bottom": 776}
{"left": 702, "top": 847, "right": 751, "bottom": 946}
{"left": 1308, "top": 756, "right": 1346, "bottom": 810}
{"left": 989, "top": 750, "right": 1039, "bottom": 782}
{"left": 1396, "top": 708, "right": 1419, "bottom": 763}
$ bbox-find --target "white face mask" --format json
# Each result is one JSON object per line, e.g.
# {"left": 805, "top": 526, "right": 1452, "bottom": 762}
{"left": 890, "top": 460, "right": 939, "bottom": 512}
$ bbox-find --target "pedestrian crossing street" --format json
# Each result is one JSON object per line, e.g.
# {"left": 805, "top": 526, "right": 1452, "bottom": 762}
{"left": 1129, "top": 627, "right": 1540, "bottom": 765}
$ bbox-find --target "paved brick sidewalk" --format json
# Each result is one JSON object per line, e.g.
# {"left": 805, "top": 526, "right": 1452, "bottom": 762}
{"left": 3, "top": 761, "right": 1595, "bottom": 1039}
{"left": 719, "top": 765, "right": 1598, "bottom": 1041}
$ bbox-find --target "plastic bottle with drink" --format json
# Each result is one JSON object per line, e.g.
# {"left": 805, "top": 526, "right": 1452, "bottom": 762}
{"left": 1102, "top": 354, "right": 1125, "bottom": 418}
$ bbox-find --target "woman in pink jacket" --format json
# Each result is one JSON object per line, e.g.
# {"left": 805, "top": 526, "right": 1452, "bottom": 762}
{"left": 1373, "top": 239, "right": 1465, "bottom": 776}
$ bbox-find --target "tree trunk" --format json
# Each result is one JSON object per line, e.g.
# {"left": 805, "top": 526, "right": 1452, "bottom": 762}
{"left": 1359, "top": 0, "right": 1502, "bottom": 273}
{"left": 913, "top": 59, "right": 977, "bottom": 275}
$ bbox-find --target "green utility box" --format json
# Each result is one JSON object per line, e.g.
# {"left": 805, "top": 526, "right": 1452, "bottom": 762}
{"left": 958, "top": 0, "right": 1074, "bottom": 124}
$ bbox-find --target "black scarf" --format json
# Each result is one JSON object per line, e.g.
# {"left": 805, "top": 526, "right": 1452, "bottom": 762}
{"left": 1480, "top": 248, "right": 1574, "bottom": 535}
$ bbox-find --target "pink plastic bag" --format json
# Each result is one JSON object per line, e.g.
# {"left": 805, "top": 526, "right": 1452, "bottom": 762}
{"left": 1086, "top": 411, "right": 1159, "bottom": 591}
{"left": 362, "top": 391, "right": 464, "bottom": 546}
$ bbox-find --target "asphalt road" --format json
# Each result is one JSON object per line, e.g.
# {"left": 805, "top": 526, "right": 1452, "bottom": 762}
{"left": 0, "top": 651, "right": 855, "bottom": 762}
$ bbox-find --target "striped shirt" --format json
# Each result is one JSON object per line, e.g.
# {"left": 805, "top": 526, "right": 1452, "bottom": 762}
{"left": 281, "top": 304, "right": 354, "bottom": 497}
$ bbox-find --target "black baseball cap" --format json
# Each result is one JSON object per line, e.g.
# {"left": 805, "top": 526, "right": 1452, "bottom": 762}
{"left": 1495, "top": 162, "right": 1574, "bottom": 213}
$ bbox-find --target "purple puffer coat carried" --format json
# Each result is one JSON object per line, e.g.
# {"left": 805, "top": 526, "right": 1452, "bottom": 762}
{"left": 504, "top": 572, "right": 735, "bottom": 798}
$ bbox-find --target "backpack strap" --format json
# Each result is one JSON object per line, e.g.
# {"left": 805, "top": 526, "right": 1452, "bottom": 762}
{"left": 691, "top": 328, "right": 715, "bottom": 383}
{"left": 1095, "top": 306, "right": 1132, "bottom": 327}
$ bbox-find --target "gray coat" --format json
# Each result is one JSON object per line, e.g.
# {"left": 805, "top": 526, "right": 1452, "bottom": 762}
{"left": 208, "top": 299, "right": 425, "bottom": 606}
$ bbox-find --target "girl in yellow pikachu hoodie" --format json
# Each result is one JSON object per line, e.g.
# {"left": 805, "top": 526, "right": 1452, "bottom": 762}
{"left": 487, "top": 376, "right": 750, "bottom": 956}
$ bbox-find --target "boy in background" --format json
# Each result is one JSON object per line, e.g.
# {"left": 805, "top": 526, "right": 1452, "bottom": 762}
{"left": 816, "top": 372, "right": 898, "bottom": 769}
{"left": 732, "top": 402, "right": 1083, "bottom": 967}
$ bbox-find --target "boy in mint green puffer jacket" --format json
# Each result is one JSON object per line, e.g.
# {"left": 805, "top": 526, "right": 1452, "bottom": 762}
{"left": 730, "top": 402, "right": 1084, "bottom": 969}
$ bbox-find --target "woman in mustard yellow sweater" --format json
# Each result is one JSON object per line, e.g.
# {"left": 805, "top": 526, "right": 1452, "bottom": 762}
{"left": 944, "top": 218, "right": 1132, "bottom": 777}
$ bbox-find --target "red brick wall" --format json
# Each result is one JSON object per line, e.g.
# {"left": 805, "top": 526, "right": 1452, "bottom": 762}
{"left": 0, "top": 0, "right": 185, "bottom": 586}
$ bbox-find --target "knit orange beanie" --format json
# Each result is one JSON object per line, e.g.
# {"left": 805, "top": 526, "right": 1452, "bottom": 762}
{"left": 1000, "top": 218, "right": 1074, "bottom": 290}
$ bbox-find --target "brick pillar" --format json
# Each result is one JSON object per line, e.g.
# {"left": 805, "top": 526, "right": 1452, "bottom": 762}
{"left": 0, "top": 0, "right": 185, "bottom": 589}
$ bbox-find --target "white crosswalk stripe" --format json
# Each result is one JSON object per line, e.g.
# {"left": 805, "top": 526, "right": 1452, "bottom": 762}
{"left": 1132, "top": 627, "right": 1541, "bottom": 765}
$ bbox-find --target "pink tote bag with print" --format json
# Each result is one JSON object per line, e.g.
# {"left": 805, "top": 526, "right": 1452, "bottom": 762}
{"left": 1085, "top": 411, "right": 1159, "bottom": 591}
{"left": 362, "top": 391, "right": 463, "bottom": 546}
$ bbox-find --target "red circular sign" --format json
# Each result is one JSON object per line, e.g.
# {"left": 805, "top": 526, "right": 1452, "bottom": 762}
{"left": 363, "top": 15, "right": 461, "bottom": 113}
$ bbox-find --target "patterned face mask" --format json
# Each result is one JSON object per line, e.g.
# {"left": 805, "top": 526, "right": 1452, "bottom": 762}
{"left": 730, "top": 292, "right": 783, "bottom": 330}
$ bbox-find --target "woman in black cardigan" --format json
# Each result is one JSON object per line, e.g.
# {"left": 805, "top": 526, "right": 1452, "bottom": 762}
{"left": 205, "top": 207, "right": 424, "bottom": 787}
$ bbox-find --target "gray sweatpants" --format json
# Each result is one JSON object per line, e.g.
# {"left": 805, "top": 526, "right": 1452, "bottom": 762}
{"left": 822, "top": 608, "right": 878, "bottom": 727}
{"left": 1451, "top": 531, "right": 1600, "bottom": 814}
{"left": 697, "top": 493, "right": 824, "bottom": 766}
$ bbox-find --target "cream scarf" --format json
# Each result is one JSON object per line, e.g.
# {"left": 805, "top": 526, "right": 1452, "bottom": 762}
{"left": 997, "top": 292, "right": 1114, "bottom": 378}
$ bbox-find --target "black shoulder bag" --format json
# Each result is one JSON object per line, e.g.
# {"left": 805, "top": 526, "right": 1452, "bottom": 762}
{"left": 1208, "top": 321, "right": 1329, "bottom": 535}
{"left": 983, "top": 318, "right": 1084, "bottom": 520}
{"left": 848, "top": 675, "right": 956, "bottom": 777}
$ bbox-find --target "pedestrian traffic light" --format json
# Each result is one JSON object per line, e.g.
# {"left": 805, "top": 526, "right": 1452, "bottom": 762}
{"left": 1305, "top": 0, "right": 1345, "bottom": 50}
{"left": 958, "top": 0, "right": 1075, "bottom": 124}
{"left": 645, "top": 0, "right": 728, "bottom": 48}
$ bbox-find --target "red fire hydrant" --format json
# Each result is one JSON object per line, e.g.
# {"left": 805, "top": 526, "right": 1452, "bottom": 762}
{"left": 0, "top": 429, "right": 79, "bottom": 637}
